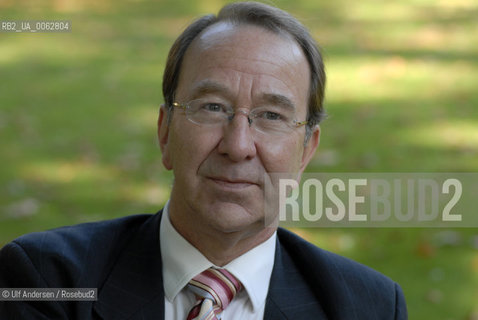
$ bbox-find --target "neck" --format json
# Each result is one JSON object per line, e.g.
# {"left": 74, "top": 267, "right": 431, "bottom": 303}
{"left": 168, "top": 200, "right": 276, "bottom": 266}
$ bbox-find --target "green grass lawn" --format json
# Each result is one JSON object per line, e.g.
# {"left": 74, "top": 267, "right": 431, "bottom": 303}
{"left": 1, "top": 0, "right": 477, "bottom": 318}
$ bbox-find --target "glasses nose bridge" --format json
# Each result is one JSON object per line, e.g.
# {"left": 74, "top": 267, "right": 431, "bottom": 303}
{"left": 229, "top": 108, "right": 253, "bottom": 126}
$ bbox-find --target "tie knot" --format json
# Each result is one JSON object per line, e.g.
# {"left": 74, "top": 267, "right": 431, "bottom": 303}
{"left": 187, "top": 268, "right": 242, "bottom": 311}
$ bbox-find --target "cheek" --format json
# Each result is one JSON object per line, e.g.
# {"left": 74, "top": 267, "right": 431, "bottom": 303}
{"left": 169, "top": 122, "right": 220, "bottom": 171}
{"left": 259, "top": 136, "right": 304, "bottom": 172}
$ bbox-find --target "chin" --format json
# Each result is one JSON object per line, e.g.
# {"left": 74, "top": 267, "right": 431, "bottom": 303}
{"left": 205, "top": 202, "right": 264, "bottom": 233}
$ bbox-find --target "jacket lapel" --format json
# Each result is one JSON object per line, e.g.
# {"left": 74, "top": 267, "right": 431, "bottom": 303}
{"left": 93, "top": 212, "right": 165, "bottom": 320}
{"left": 264, "top": 231, "right": 328, "bottom": 320}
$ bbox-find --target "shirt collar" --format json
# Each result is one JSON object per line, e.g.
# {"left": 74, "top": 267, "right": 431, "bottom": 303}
{"left": 222, "top": 230, "right": 276, "bottom": 312}
{"left": 160, "top": 201, "right": 276, "bottom": 312}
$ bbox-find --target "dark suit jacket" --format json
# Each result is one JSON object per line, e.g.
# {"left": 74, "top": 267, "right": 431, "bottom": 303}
{"left": 0, "top": 211, "right": 407, "bottom": 319}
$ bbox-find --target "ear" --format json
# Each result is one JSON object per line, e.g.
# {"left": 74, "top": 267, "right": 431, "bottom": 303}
{"left": 298, "top": 125, "right": 320, "bottom": 176}
{"left": 158, "top": 104, "right": 173, "bottom": 170}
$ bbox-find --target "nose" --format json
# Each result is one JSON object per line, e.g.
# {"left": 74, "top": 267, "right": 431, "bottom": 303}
{"left": 231, "top": 109, "right": 252, "bottom": 126}
{"left": 217, "top": 109, "right": 257, "bottom": 162}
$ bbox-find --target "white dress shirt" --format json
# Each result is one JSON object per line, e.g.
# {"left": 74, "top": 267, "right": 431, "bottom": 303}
{"left": 160, "top": 201, "right": 277, "bottom": 319}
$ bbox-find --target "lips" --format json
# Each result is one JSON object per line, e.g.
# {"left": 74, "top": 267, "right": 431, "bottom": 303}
{"left": 207, "top": 176, "right": 260, "bottom": 189}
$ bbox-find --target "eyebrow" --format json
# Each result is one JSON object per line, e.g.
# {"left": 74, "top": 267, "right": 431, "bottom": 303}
{"left": 260, "top": 93, "right": 296, "bottom": 111}
{"left": 189, "top": 80, "right": 296, "bottom": 110}
{"left": 190, "top": 80, "right": 232, "bottom": 100}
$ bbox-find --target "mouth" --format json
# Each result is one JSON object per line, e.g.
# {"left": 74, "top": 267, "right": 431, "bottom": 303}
{"left": 208, "top": 177, "right": 259, "bottom": 189}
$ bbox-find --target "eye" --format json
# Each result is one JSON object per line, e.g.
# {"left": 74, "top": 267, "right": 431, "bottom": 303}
{"left": 201, "top": 102, "right": 225, "bottom": 113}
{"left": 259, "top": 111, "right": 282, "bottom": 121}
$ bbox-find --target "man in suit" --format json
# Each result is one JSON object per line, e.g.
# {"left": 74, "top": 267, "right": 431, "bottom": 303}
{"left": 0, "top": 2, "right": 407, "bottom": 319}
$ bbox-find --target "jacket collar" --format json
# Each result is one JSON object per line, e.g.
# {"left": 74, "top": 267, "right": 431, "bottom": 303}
{"left": 93, "top": 211, "right": 165, "bottom": 320}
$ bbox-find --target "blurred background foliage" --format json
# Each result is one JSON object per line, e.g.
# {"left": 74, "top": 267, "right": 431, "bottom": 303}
{"left": 1, "top": 0, "right": 477, "bottom": 318}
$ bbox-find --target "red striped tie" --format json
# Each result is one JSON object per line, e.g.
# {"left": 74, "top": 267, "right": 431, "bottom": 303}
{"left": 186, "top": 268, "right": 242, "bottom": 320}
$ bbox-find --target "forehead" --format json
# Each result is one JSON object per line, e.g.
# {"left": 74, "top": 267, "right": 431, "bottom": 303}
{"left": 176, "top": 22, "right": 310, "bottom": 109}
